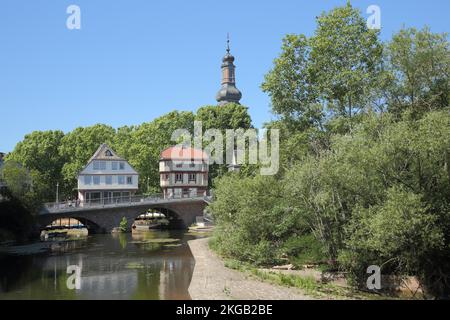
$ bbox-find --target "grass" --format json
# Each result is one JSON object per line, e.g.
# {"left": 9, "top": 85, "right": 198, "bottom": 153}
{"left": 224, "top": 259, "right": 326, "bottom": 298}
{"left": 222, "top": 257, "right": 392, "bottom": 300}
{"left": 208, "top": 236, "right": 397, "bottom": 300}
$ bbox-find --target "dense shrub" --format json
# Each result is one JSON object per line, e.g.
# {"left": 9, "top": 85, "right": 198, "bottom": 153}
{"left": 210, "top": 111, "right": 450, "bottom": 297}
{"left": 0, "top": 189, "right": 36, "bottom": 242}
{"left": 210, "top": 174, "right": 302, "bottom": 265}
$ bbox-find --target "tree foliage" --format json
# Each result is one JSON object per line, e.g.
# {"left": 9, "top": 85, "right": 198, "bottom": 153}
{"left": 6, "top": 106, "right": 252, "bottom": 201}
{"left": 210, "top": 174, "right": 301, "bottom": 265}
{"left": 59, "top": 124, "right": 116, "bottom": 196}
{"left": 6, "top": 130, "right": 65, "bottom": 202}
{"left": 211, "top": 3, "right": 450, "bottom": 297}
{"left": 386, "top": 27, "right": 450, "bottom": 118}
{"left": 262, "top": 3, "right": 384, "bottom": 133}
{"left": 195, "top": 103, "right": 253, "bottom": 184}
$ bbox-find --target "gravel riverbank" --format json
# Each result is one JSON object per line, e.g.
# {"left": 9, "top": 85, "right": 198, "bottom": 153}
{"left": 187, "top": 237, "right": 315, "bottom": 300}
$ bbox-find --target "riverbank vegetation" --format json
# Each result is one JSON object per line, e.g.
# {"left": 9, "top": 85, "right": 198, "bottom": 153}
{"left": 220, "top": 257, "right": 392, "bottom": 300}
{"left": 210, "top": 3, "right": 449, "bottom": 298}
{"left": 0, "top": 189, "right": 36, "bottom": 242}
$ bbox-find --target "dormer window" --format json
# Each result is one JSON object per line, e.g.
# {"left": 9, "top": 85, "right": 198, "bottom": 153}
{"left": 93, "top": 161, "right": 106, "bottom": 170}
{"left": 105, "top": 150, "right": 113, "bottom": 157}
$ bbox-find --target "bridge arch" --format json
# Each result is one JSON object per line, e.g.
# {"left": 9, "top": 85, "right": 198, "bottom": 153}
{"left": 38, "top": 198, "right": 208, "bottom": 233}
{"left": 128, "top": 206, "right": 187, "bottom": 230}
{"left": 39, "top": 216, "right": 102, "bottom": 234}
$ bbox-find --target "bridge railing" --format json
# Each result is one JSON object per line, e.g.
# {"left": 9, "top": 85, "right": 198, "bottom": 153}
{"left": 42, "top": 192, "right": 209, "bottom": 213}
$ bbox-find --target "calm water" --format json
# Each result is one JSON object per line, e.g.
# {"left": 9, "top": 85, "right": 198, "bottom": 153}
{"left": 0, "top": 230, "right": 200, "bottom": 300}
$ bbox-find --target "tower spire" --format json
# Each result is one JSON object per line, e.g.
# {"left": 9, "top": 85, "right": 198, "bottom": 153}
{"left": 215, "top": 34, "right": 242, "bottom": 106}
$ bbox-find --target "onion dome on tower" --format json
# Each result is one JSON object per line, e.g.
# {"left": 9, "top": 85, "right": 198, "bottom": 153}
{"left": 215, "top": 35, "right": 242, "bottom": 106}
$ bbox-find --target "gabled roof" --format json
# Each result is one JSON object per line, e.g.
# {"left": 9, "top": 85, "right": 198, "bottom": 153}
{"left": 78, "top": 144, "right": 138, "bottom": 176}
{"left": 88, "top": 144, "right": 125, "bottom": 162}
{"left": 160, "top": 146, "right": 208, "bottom": 161}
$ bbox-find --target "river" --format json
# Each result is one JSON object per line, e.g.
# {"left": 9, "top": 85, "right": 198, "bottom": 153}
{"left": 0, "top": 230, "right": 204, "bottom": 300}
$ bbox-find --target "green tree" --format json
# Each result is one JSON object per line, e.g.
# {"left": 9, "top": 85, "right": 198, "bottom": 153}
{"left": 210, "top": 174, "right": 301, "bottom": 265}
{"left": 283, "top": 111, "right": 449, "bottom": 295}
{"left": 0, "top": 188, "right": 35, "bottom": 242}
{"left": 59, "top": 124, "right": 116, "bottom": 196}
{"left": 261, "top": 34, "right": 323, "bottom": 129}
{"left": 125, "top": 111, "right": 195, "bottom": 193}
{"left": 309, "top": 2, "right": 383, "bottom": 127}
{"left": 195, "top": 103, "right": 253, "bottom": 182}
{"left": 341, "top": 187, "right": 444, "bottom": 294}
{"left": 195, "top": 103, "right": 252, "bottom": 130}
{"left": 262, "top": 3, "right": 384, "bottom": 134}
{"left": 6, "top": 130, "right": 65, "bottom": 202}
{"left": 0, "top": 161, "right": 31, "bottom": 200}
{"left": 385, "top": 27, "right": 450, "bottom": 118}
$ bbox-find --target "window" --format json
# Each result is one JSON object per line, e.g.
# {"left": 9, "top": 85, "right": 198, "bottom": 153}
{"left": 119, "top": 162, "right": 125, "bottom": 170}
{"left": 105, "top": 150, "right": 113, "bottom": 157}
{"left": 93, "top": 176, "right": 100, "bottom": 185}
{"left": 188, "top": 173, "right": 196, "bottom": 182}
{"left": 84, "top": 175, "right": 92, "bottom": 185}
{"left": 161, "top": 174, "right": 169, "bottom": 181}
{"left": 189, "top": 163, "right": 195, "bottom": 168}
{"left": 176, "top": 163, "right": 183, "bottom": 168}
{"left": 106, "top": 176, "right": 113, "bottom": 185}
{"left": 118, "top": 176, "right": 125, "bottom": 185}
{"left": 93, "top": 161, "right": 106, "bottom": 170}
{"left": 175, "top": 173, "right": 183, "bottom": 182}
{"left": 127, "top": 176, "right": 133, "bottom": 185}
{"left": 112, "top": 162, "right": 118, "bottom": 170}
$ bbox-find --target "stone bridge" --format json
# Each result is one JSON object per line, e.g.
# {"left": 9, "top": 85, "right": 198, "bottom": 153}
{"left": 38, "top": 195, "right": 209, "bottom": 233}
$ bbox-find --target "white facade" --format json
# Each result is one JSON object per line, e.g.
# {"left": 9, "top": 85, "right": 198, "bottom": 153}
{"left": 78, "top": 161, "right": 138, "bottom": 190}
{"left": 77, "top": 144, "right": 139, "bottom": 204}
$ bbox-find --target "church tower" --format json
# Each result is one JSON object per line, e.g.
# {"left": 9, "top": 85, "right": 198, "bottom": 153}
{"left": 215, "top": 35, "right": 242, "bottom": 105}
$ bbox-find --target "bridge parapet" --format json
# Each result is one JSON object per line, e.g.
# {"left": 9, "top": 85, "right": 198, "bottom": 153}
{"left": 38, "top": 195, "right": 209, "bottom": 233}
{"left": 41, "top": 193, "right": 210, "bottom": 215}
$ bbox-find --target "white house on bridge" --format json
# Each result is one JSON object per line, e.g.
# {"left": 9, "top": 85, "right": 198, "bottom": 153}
{"left": 77, "top": 144, "right": 139, "bottom": 204}
{"left": 159, "top": 146, "right": 208, "bottom": 199}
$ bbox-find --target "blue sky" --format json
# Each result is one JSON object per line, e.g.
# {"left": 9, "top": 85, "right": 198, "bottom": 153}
{"left": 0, "top": 0, "right": 449, "bottom": 152}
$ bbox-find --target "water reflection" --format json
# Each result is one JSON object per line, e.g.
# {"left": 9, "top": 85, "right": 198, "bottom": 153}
{"left": 0, "top": 230, "right": 198, "bottom": 300}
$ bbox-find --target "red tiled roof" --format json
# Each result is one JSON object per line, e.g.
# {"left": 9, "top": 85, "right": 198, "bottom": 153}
{"left": 160, "top": 146, "right": 208, "bottom": 160}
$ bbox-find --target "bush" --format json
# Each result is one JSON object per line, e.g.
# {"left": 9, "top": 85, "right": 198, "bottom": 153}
{"left": 281, "top": 234, "right": 327, "bottom": 268}
{"left": 0, "top": 189, "right": 35, "bottom": 242}
{"left": 282, "top": 111, "right": 450, "bottom": 296}
{"left": 119, "top": 217, "right": 128, "bottom": 233}
{"left": 340, "top": 187, "right": 445, "bottom": 294}
{"left": 210, "top": 174, "right": 303, "bottom": 266}
{"left": 211, "top": 111, "right": 449, "bottom": 297}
